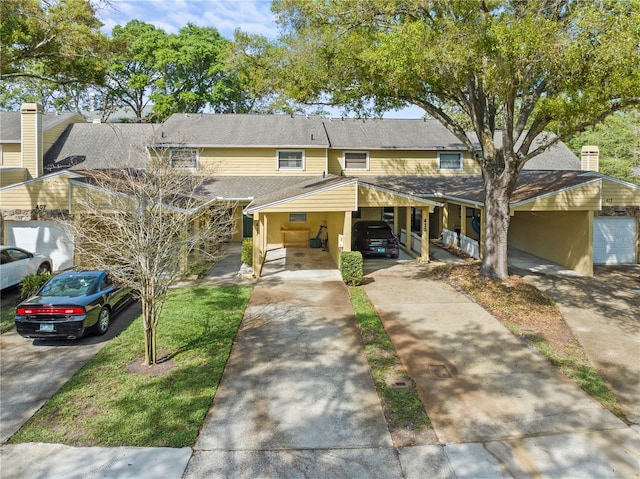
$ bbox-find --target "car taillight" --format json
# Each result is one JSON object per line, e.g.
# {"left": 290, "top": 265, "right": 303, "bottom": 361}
{"left": 17, "top": 306, "right": 85, "bottom": 315}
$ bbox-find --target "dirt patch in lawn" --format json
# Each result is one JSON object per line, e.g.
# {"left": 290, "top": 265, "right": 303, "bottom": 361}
{"left": 126, "top": 354, "right": 176, "bottom": 376}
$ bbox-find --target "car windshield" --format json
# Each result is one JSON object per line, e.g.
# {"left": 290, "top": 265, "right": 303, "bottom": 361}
{"left": 39, "top": 275, "right": 98, "bottom": 297}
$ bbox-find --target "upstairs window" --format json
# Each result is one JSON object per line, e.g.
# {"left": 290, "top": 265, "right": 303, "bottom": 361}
{"left": 438, "top": 152, "right": 463, "bottom": 170}
{"left": 169, "top": 148, "right": 198, "bottom": 169}
{"left": 344, "top": 151, "right": 369, "bottom": 170}
{"left": 277, "top": 150, "right": 304, "bottom": 170}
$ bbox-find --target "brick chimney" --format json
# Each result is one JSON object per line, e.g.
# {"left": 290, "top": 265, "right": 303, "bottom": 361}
{"left": 20, "top": 103, "right": 44, "bottom": 179}
{"left": 580, "top": 145, "right": 599, "bottom": 172}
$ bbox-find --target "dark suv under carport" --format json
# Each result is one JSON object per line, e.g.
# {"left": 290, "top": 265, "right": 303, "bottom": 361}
{"left": 352, "top": 221, "right": 400, "bottom": 258}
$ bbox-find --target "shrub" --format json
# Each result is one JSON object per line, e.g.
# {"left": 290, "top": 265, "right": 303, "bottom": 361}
{"left": 241, "top": 238, "right": 253, "bottom": 266}
{"left": 19, "top": 273, "right": 51, "bottom": 299}
{"left": 340, "top": 251, "right": 363, "bottom": 286}
{"left": 186, "top": 261, "right": 210, "bottom": 279}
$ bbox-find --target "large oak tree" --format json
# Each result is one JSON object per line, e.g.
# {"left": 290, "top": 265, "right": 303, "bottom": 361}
{"left": 0, "top": 0, "right": 109, "bottom": 85}
{"left": 236, "top": 0, "right": 640, "bottom": 279}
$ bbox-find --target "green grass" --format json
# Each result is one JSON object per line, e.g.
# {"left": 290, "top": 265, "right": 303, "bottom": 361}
{"left": 10, "top": 285, "right": 252, "bottom": 447}
{"left": 504, "top": 321, "right": 627, "bottom": 421}
{"left": 1, "top": 297, "right": 19, "bottom": 334}
{"left": 349, "top": 286, "right": 432, "bottom": 435}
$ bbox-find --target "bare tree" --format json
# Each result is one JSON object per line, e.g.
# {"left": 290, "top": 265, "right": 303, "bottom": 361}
{"left": 66, "top": 148, "right": 235, "bottom": 365}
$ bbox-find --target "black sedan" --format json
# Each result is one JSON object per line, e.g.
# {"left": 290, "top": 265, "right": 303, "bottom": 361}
{"left": 15, "top": 270, "right": 133, "bottom": 340}
{"left": 352, "top": 220, "right": 400, "bottom": 258}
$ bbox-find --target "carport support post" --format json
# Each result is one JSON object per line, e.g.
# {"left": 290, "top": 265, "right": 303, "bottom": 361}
{"left": 393, "top": 207, "right": 401, "bottom": 238}
{"left": 442, "top": 204, "right": 449, "bottom": 233}
{"left": 460, "top": 205, "right": 467, "bottom": 238}
{"left": 480, "top": 208, "right": 485, "bottom": 259}
{"left": 252, "top": 213, "right": 263, "bottom": 277}
{"left": 343, "top": 211, "right": 352, "bottom": 251}
{"left": 405, "top": 207, "right": 412, "bottom": 249}
{"left": 421, "top": 207, "right": 430, "bottom": 262}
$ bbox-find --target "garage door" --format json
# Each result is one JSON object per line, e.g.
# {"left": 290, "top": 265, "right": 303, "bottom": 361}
{"left": 593, "top": 217, "right": 637, "bottom": 264}
{"left": 6, "top": 221, "right": 74, "bottom": 271}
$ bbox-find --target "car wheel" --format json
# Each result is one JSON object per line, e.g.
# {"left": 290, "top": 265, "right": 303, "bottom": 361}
{"left": 390, "top": 252, "right": 399, "bottom": 259}
{"left": 37, "top": 263, "right": 51, "bottom": 275}
{"left": 93, "top": 307, "right": 111, "bottom": 336}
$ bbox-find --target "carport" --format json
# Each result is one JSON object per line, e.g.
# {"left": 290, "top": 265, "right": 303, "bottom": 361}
{"left": 356, "top": 182, "right": 441, "bottom": 261}
{"left": 244, "top": 176, "right": 359, "bottom": 277}
{"left": 243, "top": 177, "right": 441, "bottom": 278}
{"left": 354, "top": 171, "right": 640, "bottom": 277}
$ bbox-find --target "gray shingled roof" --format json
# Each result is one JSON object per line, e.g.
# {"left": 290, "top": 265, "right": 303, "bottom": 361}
{"left": 0, "top": 112, "right": 23, "bottom": 141}
{"left": 159, "top": 114, "right": 330, "bottom": 147}
{"left": 36, "top": 113, "right": 581, "bottom": 174}
{"left": 521, "top": 141, "right": 580, "bottom": 170}
{"left": 323, "top": 118, "right": 468, "bottom": 150}
{"left": 43, "top": 123, "right": 158, "bottom": 174}
{"left": 359, "top": 170, "right": 599, "bottom": 206}
{"left": 0, "top": 111, "right": 80, "bottom": 142}
{"left": 482, "top": 131, "right": 581, "bottom": 170}
{"left": 196, "top": 176, "right": 322, "bottom": 200}
{"left": 161, "top": 115, "right": 579, "bottom": 169}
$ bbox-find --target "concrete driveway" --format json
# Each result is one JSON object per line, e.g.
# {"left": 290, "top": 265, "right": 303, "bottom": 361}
{"left": 363, "top": 257, "right": 639, "bottom": 477}
{"left": 184, "top": 247, "right": 401, "bottom": 478}
{"left": 0, "top": 302, "right": 140, "bottom": 442}
{"left": 516, "top": 264, "right": 640, "bottom": 424}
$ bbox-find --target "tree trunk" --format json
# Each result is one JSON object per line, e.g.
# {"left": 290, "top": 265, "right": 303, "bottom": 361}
{"left": 142, "top": 297, "right": 157, "bottom": 365}
{"left": 480, "top": 167, "right": 518, "bottom": 280}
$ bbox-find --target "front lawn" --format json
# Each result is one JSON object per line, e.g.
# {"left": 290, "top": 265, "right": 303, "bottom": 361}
{"left": 10, "top": 285, "right": 252, "bottom": 447}
{"left": 1, "top": 303, "right": 16, "bottom": 334}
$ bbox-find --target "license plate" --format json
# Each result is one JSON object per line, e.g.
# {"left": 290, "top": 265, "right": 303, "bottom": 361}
{"left": 39, "top": 323, "right": 54, "bottom": 332}
{"left": 377, "top": 248, "right": 386, "bottom": 253}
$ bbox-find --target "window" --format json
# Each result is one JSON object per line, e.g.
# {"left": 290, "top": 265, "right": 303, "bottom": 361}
{"left": 277, "top": 150, "right": 304, "bottom": 170}
{"left": 344, "top": 151, "right": 368, "bottom": 170}
{"left": 169, "top": 148, "right": 198, "bottom": 169}
{"left": 438, "top": 152, "right": 463, "bottom": 170}
{"left": 289, "top": 212, "right": 307, "bottom": 223}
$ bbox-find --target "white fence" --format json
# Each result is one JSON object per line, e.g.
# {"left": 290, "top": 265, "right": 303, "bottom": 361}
{"left": 400, "top": 228, "right": 423, "bottom": 255}
{"left": 441, "top": 228, "right": 458, "bottom": 247}
{"left": 461, "top": 234, "right": 480, "bottom": 259}
{"left": 442, "top": 228, "right": 480, "bottom": 259}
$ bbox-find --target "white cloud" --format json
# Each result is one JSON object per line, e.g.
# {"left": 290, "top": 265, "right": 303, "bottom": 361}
{"left": 99, "top": 0, "right": 275, "bottom": 38}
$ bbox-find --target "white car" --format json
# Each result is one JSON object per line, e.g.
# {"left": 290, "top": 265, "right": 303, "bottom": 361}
{"left": 0, "top": 246, "right": 53, "bottom": 290}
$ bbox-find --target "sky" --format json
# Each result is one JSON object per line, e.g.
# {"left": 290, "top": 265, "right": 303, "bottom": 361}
{"left": 98, "top": 0, "right": 425, "bottom": 119}
{"left": 99, "top": 0, "right": 277, "bottom": 40}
